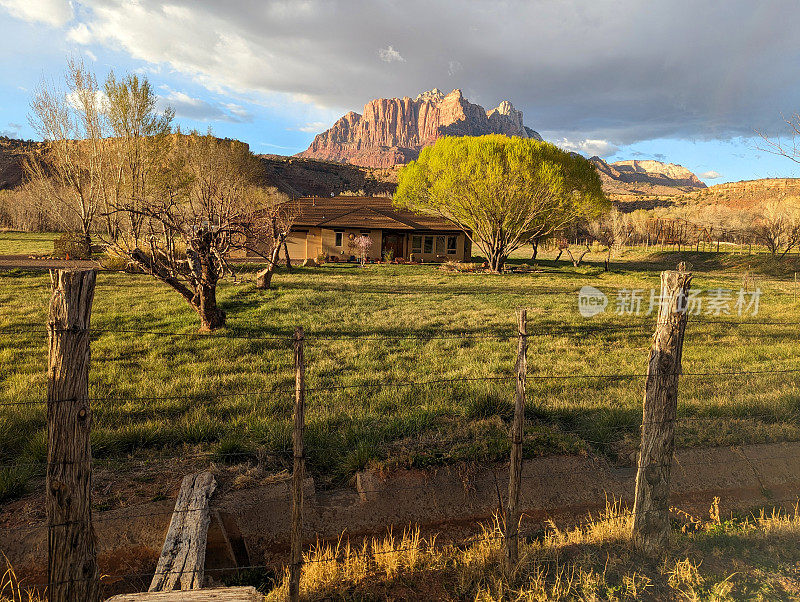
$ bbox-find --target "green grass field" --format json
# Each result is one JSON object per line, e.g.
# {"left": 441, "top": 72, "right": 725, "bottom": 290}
{"left": 0, "top": 231, "right": 58, "bottom": 255}
{"left": 2, "top": 242, "right": 800, "bottom": 502}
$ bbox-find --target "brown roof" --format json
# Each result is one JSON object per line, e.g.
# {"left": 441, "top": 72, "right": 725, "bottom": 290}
{"left": 287, "top": 196, "right": 462, "bottom": 231}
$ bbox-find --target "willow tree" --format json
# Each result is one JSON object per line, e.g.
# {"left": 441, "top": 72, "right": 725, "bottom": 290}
{"left": 394, "top": 135, "right": 608, "bottom": 272}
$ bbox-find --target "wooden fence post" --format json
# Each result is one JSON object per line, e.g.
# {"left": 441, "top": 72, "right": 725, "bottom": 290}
{"left": 505, "top": 309, "right": 527, "bottom": 571}
{"left": 47, "top": 269, "right": 99, "bottom": 602}
{"left": 289, "top": 326, "right": 305, "bottom": 602}
{"left": 632, "top": 270, "right": 691, "bottom": 555}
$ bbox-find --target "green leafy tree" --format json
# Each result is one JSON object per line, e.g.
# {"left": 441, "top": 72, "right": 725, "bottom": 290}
{"left": 394, "top": 135, "right": 609, "bottom": 271}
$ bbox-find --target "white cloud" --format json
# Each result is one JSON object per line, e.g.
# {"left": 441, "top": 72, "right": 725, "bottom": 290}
{"left": 378, "top": 45, "right": 405, "bottom": 63}
{"left": 67, "top": 23, "right": 93, "bottom": 45}
{"left": 259, "top": 142, "right": 305, "bottom": 151}
{"left": 0, "top": 0, "right": 72, "bottom": 27}
{"left": 66, "top": 89, "right": 110, "bottom": 113}
{"left": 701, "top": 170, "right": 722, "bottom": 179}
{"left": 555, "top": 138, "right": 619, "bottom": 158}
{"left": 447, "top": 60, "right": 463, "bottom": 76}
{"left": 295, "top": 121, "right": 328, "bottom": 133}
{"left": 1, "top": 123, "right": 21, "bottom": 138}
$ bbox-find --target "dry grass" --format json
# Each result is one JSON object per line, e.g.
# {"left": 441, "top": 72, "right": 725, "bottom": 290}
{"left": 0, "top": 556, "right": 43, "bottom": 602}
{"left": 264, "top": 501, "right": 800, "bottom": 601}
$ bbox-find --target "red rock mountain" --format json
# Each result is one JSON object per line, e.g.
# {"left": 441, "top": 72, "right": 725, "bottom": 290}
{"left": 590, "top": 156, "right": 706, "bottom": 196}
{"left": 298, "top": 88, "right": 542, "bottom": 168}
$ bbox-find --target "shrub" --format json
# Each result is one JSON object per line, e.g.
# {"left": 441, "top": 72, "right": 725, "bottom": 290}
{"left": 53, "top": 232, "right": 91, "bottom": 259}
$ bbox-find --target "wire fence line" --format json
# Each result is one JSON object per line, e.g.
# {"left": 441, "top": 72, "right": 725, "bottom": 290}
{"left": 3, "top": 361, "right": 800, "bottom": 409}
{"left": 4, "top": 293, "right": 800, "bottom": 596}
{"left": 2, "top": 316, "right": 800, "bottom": 339}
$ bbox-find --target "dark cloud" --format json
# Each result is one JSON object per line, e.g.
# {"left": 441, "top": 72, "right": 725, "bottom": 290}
{"left": 63, "top": 0, "right": 800, "bottom": 145}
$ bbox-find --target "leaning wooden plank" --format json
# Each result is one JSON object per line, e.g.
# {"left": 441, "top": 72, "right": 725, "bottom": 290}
{"left": 106, "top": 586, "right": 262, "bottom": 601}
{"left": 149, "top": 471, "right": 217, "bottom": 592}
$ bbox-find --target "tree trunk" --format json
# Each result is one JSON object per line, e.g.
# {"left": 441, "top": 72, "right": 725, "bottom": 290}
{"left": 530, "top": 239, "right": 539, "bottom": 261}
{"left": 195, "top": 283, "right": 225, "bottom": 331}
{"left": 193, "top": 235, "right": 226, "bottom": 331}
{"left": 256, "top": 244, "right": 282, "bottom": 290}
{"left": 47, "top": 269, "right": 100, "bottom": 602}
{"left": 283, "top": 239, "right": 293, "bottom": 273}
{"left": 488, "top": 250, "right": 506, "bottom": 273}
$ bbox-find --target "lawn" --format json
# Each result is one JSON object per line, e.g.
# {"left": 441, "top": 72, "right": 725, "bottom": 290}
{"left": 2, "top": 248, "right": 800, "bottom": 501}
{"left": 0, "top": 231, "right": 58, "bottom": 256}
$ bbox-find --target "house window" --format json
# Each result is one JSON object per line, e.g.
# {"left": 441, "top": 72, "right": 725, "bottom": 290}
{"left": 411, "top": 235, "right": 422, "bottom": 253}
{"left": 423, "top": 236, "right": 434, "bottom": 254}
{"left": 435, "top": 236, "right": 445, "bottom": 254}
{"left": 360, "top": 230, "right": 371, "bottom": 236}
{"left": 447, "top": 235, "right": 458, "bottom": 254}
{"left": 334, "top": 231, "right": 344, "bottom": 247}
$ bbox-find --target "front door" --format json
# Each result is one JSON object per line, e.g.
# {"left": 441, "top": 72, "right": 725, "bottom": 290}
{"left": 382, "top": 233, "right": 404, "bottom": 260}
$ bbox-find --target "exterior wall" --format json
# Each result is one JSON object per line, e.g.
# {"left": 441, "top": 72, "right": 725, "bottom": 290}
{"left": 285, "top": 230, "right": 308, "bottom": 261}
{"left": 407, "top": 232, "right": 469, "bottom": 262}
{"left": 305, "top": 228, "right": 323, "bottom": 260}
{"left": 281, "top": 228, "right": 470, "bottom": 262}
{"left": 321, "top": 228, "right": 382, "bottom": 260}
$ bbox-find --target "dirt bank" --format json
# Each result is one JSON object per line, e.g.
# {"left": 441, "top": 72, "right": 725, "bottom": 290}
{"left": 2, "top": 441, "right": 799, "bottom": 594}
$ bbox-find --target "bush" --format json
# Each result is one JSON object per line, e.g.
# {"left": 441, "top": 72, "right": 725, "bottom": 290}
{"left": 53, "top": 232, "right": 91, "bottom": 259}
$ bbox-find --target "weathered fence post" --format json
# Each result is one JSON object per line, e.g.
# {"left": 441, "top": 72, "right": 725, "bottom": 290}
{"left": 47, "top": 269, "right": 99, "bottom": 602}
{"left": 289, "top": 326, "right": 306, "bottom": 602}
{"left": 505, "top": 309, "right": 527, "bottom": 571}
{"left": 632, "top": 269, "right": 691, "bottom": 555}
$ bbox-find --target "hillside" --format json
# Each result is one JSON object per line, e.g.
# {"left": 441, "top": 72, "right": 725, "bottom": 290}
{"left": 590, "top": 156, "right": 706, "bottom": 198}
{"left": 258, "top": 153, "right": 397, "bottom": 197}
{"left": 298, "top": 88, "right": 541, "bottom": 168}
{"left": 680, "top": 177, "right": 800, "bottom": 210}
{"left": 0, "top": 137, "right": 42, "bottom": 190}
{"left": 615, "top": 177, "right": 800, "bottom": 214}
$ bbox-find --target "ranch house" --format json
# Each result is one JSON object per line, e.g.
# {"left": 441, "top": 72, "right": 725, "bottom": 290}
{"left": 251, "top": 196, "right": 472, "bottom": 263}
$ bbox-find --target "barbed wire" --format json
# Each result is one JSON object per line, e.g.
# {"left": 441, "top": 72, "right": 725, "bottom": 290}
{"left": 3, "top": 317, "right": 800, "bottom": 340}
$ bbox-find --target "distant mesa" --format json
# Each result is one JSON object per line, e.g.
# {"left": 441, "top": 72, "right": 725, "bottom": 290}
{"left": 589, "top": 156, "right": 707, "bottom": 197}
{"left": 298, "top": 88, "right": 542, "bottom": 168}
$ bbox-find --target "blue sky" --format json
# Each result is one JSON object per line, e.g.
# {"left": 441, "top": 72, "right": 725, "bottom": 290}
{"left": 1, "top": 0, "right": 799, "bottom": 185}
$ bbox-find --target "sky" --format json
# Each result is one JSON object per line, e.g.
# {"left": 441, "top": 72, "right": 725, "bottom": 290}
{"left": 1, "top": 0, "right": 799, "bottom": 184}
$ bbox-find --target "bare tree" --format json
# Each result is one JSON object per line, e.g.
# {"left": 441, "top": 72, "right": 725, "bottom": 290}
{"left": 747, "top": 201, "right": 800, "bottom": 257}
{"left": 104, "top": 129, "right": 273, "bottom": 330}
{"left": 29, "top": 62, "right": 282, "bottom": 330}
{"left": 757, "top": 113, "right": 800, "bottom": 164}
{"left": 233, "top": 188, "right": 295, "bottom": 290}
{"left": 588, "top": 208, "right": 631, "bottom": 270}
{"left": 26, "top": 58, "right": 107, "bottom": 253}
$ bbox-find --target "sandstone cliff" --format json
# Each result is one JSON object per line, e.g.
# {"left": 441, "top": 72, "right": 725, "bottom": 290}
{"left": 298, "top": 88, "right": 542, "bottom": 168}
{"left": 590, "top": 156, "right": 706, "bottom": 197}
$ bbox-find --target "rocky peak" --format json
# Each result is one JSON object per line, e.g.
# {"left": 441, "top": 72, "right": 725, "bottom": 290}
{"left": 416, "top": 88, "right": 445, "bottom": 102}
{"left": 590, "top": 156, "right": 706, "bottom": 195}
{"left": 299, "top": 89, "right": 542, "bottom": 168}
